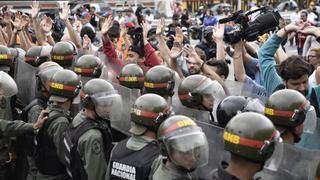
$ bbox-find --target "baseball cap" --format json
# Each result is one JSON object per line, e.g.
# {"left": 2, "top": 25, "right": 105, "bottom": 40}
{"left": 81, "top": 12, "right": 91, "bottom": 19}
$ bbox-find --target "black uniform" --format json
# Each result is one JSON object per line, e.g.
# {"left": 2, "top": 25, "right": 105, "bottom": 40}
{"left": 108, "top": 136, "right": 159, "bottom": 180}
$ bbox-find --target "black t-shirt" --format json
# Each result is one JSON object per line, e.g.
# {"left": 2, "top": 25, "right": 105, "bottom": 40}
{"left": 90, "top": 14, "right": 97, "bottom": 28}
{"left": 181, "top": 14, "right": 190, "bottom": 28}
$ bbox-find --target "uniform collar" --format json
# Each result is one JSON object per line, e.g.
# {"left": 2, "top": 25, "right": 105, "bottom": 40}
{"left": 126, "top": 135, "right": 156, "bottom": 151}
{"left": 217, "top": 161, "right": 241, "bottom": 180}
{"left": 48, "top": 104, "right": 71, "bottom": 117}
{"left": 158, "top": 157, "right": 192, "bottom": 179}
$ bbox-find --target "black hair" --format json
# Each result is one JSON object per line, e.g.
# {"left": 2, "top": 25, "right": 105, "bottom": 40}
{"left": 206, "top": 60, "right": 229, "bottom": 78}
{"left": 80, "top": 26, "right": 96, "bottom": 42}
{"left": 107, "top": 20, "right": 120, "bottom": 41}
{"left": 277, "top": 55, "right": 313, "bottom": 81}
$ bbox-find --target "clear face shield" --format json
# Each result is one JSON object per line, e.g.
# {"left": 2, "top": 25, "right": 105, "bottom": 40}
{"left": 301, "top": 101, "right": 317, "bottom": 134}
{"left": 0, "top": 71, "right": 17, "bottom": 97}
{"left": 91, "top": 90, "right": 123, "bottom": 121}
{"left": 264, "top": 130, "right": 284, "bottom": 171}
{"left": 194, "top": 78, "right": 226, "bottom": 110}
{"left": 243, "top": 97, "right": 265, "bottom": 114}
{"left": 165, "top": 129, "right": 209, "bottom": 171}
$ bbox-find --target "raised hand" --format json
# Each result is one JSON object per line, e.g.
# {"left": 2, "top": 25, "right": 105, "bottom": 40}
{"left": 213, "top": 23, "right": 225, "bottom": 41}
{"left": 21, "top": 14, "right": 30, "bottom": 28}
{"left": 40, "top": 16, "right": 53, "bottom": 32}
{"left": 141, "top": 21, "right": 150, "bottom": 45}
{"left": 59, "top": 2, "right": 70, "bottom": 21}
{"left": 173, "top": 26, "right": 184, "bottom": 43}
{"left": 11, "top": 13, "right": 22, "bottom": 30}
{"left": 169, "top": 27, "right": 184, "bottom": 59}
{"left": 34, "top": 110, "right": 48, "bottom": 130}
{"left": 101, "top": 15, "right": 113, "bottom": 35}
{"left": 285, "top": 21, "right": 306, "bottom": 33}
{"left": 298, "top": 25, "right": 320, "bottom": 37}
{"left": 3, "top": 12, "right": 12, "bottom": 25}
{"left": 156, "top": 17, "right": 165, "bottom": 36}
{"left": 184, "top": 44, "right": 200, "bottom": 61}
{"left": 31, "top": 1, "right": 40, "bottom": 19}
{"left": 82, "top": 34, "right": 91, "bottom": 49}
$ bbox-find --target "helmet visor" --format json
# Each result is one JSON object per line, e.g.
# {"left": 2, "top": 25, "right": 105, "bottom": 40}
{"left": 244, "top": 98, "right": 265, "bottom": 114}
{"left": 194, "top": 79, "right": 226, "bottom": 108}
{"left": 303, "top": 105, "right": 317, "bottom": 134}
{"left": 91, "top": 90, "right": 123, "bottom": 121}
{"left": 165, "top": 131, "right": 209, "bottom": 171}
{"left": 264, "top": 136, "right": 284, "bottom": 171}
{"left": 0, "top": 71, "right": 18, "bottom": 97}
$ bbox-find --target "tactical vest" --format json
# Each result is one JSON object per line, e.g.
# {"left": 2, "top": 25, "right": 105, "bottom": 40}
{"left": 109, "top": 138, "right": 160, "bottom": 180}
{"left": 273, "top": 84, "right": 320, "bottom": 117}
{"left": 22, "top": 98, "right": 46, "bottom": 156}
{"left": 34, "top": 111, "right": 68, "bottom": 176}
{"left": 64, "top": 119, "right": 113, "bottom": 180}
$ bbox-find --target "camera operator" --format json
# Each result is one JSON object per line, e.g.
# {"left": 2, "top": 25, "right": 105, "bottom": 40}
{"left": 195, "top": 26, "right": 217, "bottom": 61}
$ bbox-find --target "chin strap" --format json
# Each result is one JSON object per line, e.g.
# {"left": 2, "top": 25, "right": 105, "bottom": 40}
{"left": 199, "top": 104, "right": 215, "bottom": 122}
{"left": 282, "top": 128, "right": 301, "bottom": 143}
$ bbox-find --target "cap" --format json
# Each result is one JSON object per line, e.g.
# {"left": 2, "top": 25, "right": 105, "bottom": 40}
{"left": 81, "top": 12, "right": 91, "bottom": 19}
{"left": 129, "top": 122, "right": 147, "bottom": 135}
{"left": 49, "top": 95, "right": 69, "bottom": 103}
{"left": 125, "top": 22, "right": 135, "bottom": 28}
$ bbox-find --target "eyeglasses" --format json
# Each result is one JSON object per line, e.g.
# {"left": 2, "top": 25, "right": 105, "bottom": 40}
{"left": 307, "top": 55, "right": 317, "bottom": 62}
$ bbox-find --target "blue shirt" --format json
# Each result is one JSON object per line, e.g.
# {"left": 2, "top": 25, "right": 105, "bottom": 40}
{"left": 245, "top": 58, "right": 264, "bottom": 86}
{"left": 203, "top": 16, "right": 218, "bottom": 27}
{"left": 258, "top": 34, "right": 320, "bottom": 149}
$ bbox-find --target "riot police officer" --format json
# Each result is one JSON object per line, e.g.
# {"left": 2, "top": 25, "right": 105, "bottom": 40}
{"left": 73, "top": 54, "right": 105, "bottom": 85}
{"left": 35, "top": 69, "right": 81, "bottom": 180}
{"left": 209, "top": 112, "right": 280, "bottom": 180}
{"left": 0, "top": 71, "right": 48, "bottom": 180}
{"left": 107, "top": 93, "right": 171, "bottom": 180}
{"left": 216, "top": 96, "right": 264, "bottom": 128}
{"left": 0, "top": 45, "right": 15, "bottom": 75}
{"left": 117, "top": 64, "right": 144, "bottom": 90}
{"left": 0, "top": 45, "right": 25, "bottom": 180}
{"left": 264, "top": 89, "right": 316, "bottom": 144}
{"left": 195, "top": 26, "right": 217, "bottom": 61}
{"left": 21, "top": 61, "right": 63, "bottom": 180}
{"left": 24, "top": 46, "right": 52, "bottom": 67}
{"left": 143, "top": 65, "right": 175, "bottom": 100}
{"left": 178, "top": 74, "right": 225, "bottom": 123}
{"left": 64, "top": 79, "right": 122, "bottom": 180}
{"left": 150, "top": 115, "right": 209, "bottom": 180}
{"left": 51, "top": 41, "right": 78, "bottom": 68}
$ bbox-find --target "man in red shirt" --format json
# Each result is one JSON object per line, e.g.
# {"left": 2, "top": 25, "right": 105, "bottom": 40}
{"left": 101, "top": 16, "right": 161, "bottom": 74}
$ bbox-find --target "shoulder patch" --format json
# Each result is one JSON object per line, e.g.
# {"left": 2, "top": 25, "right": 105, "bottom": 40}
{"left": 92, "top": 139, "right": 102, "bottom": 154}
